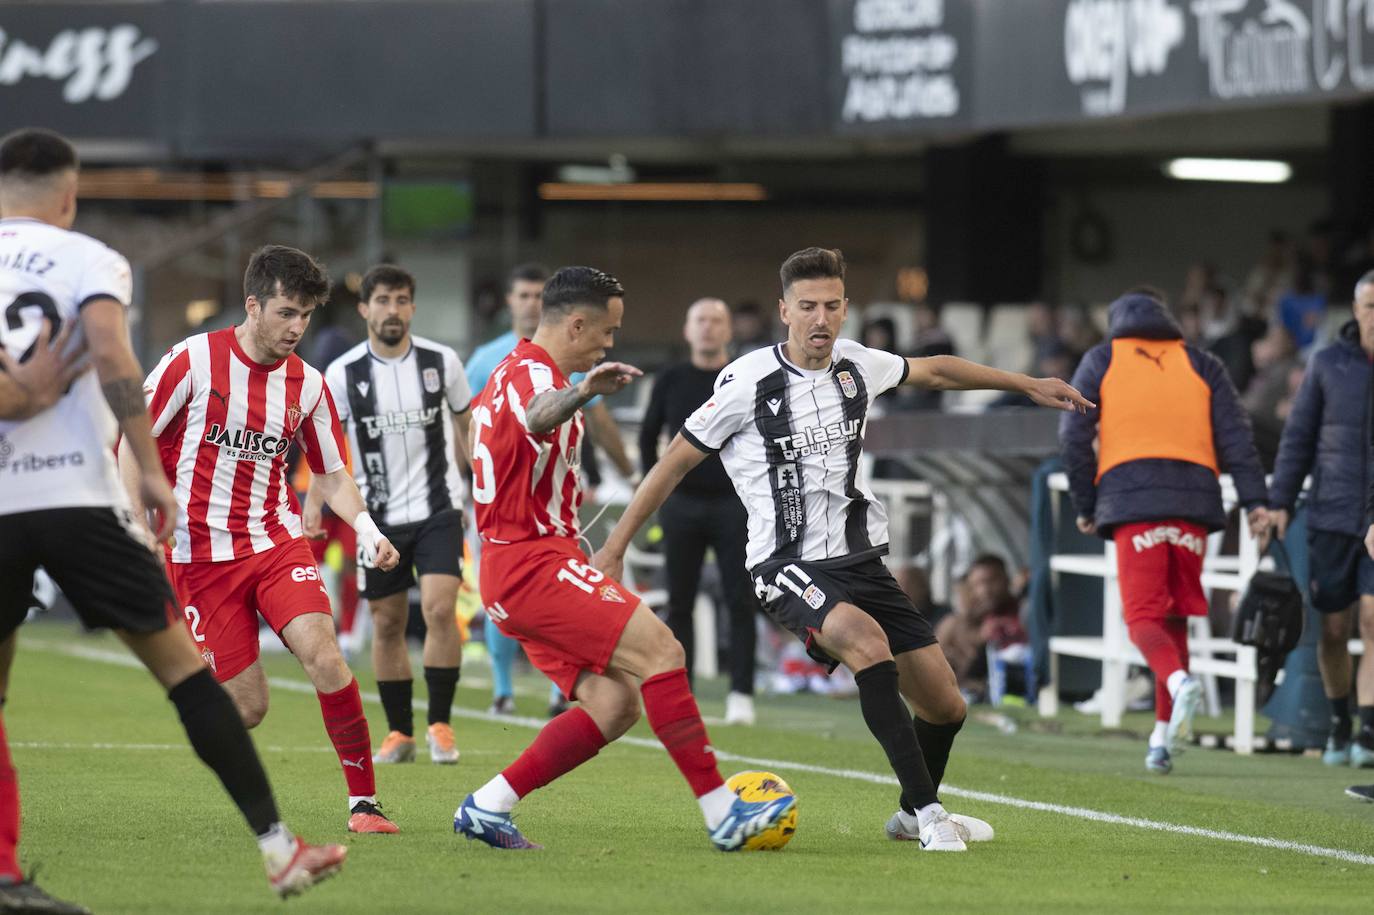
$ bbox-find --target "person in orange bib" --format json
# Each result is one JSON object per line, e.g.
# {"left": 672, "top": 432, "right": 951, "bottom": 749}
{"left": 1060, "top": 289, "right": 1270, "bottom": 775}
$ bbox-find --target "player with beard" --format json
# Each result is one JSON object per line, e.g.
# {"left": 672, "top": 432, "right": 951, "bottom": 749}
{"left": 595, "top": 248, "right": 1091, "bottom": 852}
{"left": 126, "top": 245, "right": 403, "bottom": 836}
{"left": 308, "top": 264, "right": 471, "bottom": 766}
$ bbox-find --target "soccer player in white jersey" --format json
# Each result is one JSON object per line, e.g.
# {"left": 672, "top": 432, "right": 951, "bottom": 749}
{"left": 596, "top": 247, "right": 1092, "bottom": 852}
{"left": 127, "top": 245, "right": 404, "bottom": 836}
{"left": 0, "top": 128, "right": 345, "bottom": 910}
{"left": 307, "top": 264, "right": 470, "bottom": 766}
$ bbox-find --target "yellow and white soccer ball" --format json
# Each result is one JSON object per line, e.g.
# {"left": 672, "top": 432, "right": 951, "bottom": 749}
{"left": 726, "top": 771, "right": 798, "bottom": 850}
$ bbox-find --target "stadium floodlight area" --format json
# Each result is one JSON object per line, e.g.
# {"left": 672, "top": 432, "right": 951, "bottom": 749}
{"left": 1163, "top": 157, "right": 1292, "bottom": 184}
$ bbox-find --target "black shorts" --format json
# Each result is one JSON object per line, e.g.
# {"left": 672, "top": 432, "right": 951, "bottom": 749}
{"left": 359, "top": 508, "right": 464, "bottom": 600}
{"left": 0, "top": 506, "right": 177, "bottom": 642}
{"left": 751, "top": 554, "right": 936, "bottom": 671}
{"left": 1308, "top": 529, "right": 1374, "bottom": 613}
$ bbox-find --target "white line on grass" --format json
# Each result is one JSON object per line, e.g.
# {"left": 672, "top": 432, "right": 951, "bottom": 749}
{"left": 31, "top": 640, "right": 1374, "bottom": 867}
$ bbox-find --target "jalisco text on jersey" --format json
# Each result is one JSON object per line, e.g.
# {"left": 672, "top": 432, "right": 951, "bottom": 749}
{"left": 772, "top": 418, "right": 862, "bottom": 460}
{"left": 202, "top": 424, "right": 291, "bottom": 459}
{"left": 358, "top": 406, "right": 441, "bottom": 439}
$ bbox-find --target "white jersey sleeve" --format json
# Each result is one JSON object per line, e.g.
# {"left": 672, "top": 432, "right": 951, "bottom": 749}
{"left": 682, "top": 369, "right": 752, "bottom": 452}
{"left": 324, "top": 357, "right": 350, "bottom": 423}
{"left": 848, "top": 342, "right": 909, "bottom": 396}
{"left": 76, "top": 244, "right": 133, "bottom": 309}
{"left": 444, "top": 347, "right": 472, "bottom": 414}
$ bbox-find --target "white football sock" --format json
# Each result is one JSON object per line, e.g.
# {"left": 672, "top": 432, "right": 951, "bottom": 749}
{"left": 1150, "top": 721, "right": 1169, "bottom": 748}
{"left": 916, "top": 802, "right": 946, "bottom": 830}
{"left": 698, "top": 785, "right": 736, "bottom": 829}
{"left": 348, "top": 795, "right": 377, "bottom": 811}
{"left": 257, "top": 822, "right": 297, "bottom": 870}
{"left": 1167, "top": 670, "right": 1189, "bottom": 698}
{"left": 471, "top": 775, "right": 519, "bottom": 813}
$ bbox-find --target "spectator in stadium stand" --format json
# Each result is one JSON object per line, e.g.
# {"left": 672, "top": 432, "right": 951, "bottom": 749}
{"left": 990, "top": 342, "right": 1076, "bottom": 409}
{"left": 1266, "top": 272, "right": 1374, "bottom": 768}
{"left": 905, "top": 301, "right": 956, "bottom": 411}
{"left": 1057, "top": 303, "right": 1102, "bottom": 368}
{"left": 1060, "top": 288, "right": 1270, "bottom": 776}
{"left": 862, "top": 317, "right": 900, "bottom": 406}
{"left": 1175, "top": 262, "right": 1216, "bottom": 316}
{"left": 934, "top": 555, "right": 1027, "bottom": 702}
{"left": 464, "top": 262, "right": 636, "bottom": 718}
{"left": 1026, "top": 301, "right": 1064, "bottom": 365}
{"left": 1241, "top": 325, "right": 1302, "bottom": 471}
{"left": 1203, "top": 283, "right": 1266, "bottom": 393}
{"left": 639, "top": 298, "right": 761, "bottom": 725}
{"left": 730, "top": 300, "right": 773, "bottom": 355}
{"left": 1175, "top": 305, "right": 1204, "bottom": 347}
{"left": 1277, "top": 252, "right": 1329, "bottom": 353}
{"left": 1242, "top": 230, "right": 1293, "bottom": 314}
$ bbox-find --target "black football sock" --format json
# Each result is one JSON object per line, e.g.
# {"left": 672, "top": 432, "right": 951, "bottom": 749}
{"left": 913, "top": 714, "right": 964, "bottom": 792}
{"left": 1358, "top": 706, "right": 1374, "bottom": 748}
{"left": 377, "top": 679, "right": 414, "bottom": 737}
{"left": 855, "top": 660, "right": 937, "bottom": 814}
{"left": 169, "top": 669, "right": 279, "bottom": 836}
{"left": 424, "top": 666, "right": 460, "bottom": 727}
{"left": 1330, "top": 696, "right": 1352, "bottom": 738}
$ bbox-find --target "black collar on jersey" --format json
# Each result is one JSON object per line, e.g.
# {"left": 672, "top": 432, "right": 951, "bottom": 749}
{"left": 773, "top": 342, "right": 838, "bottom": 377}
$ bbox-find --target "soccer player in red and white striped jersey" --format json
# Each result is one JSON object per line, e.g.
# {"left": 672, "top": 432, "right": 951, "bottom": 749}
{"left": 125, "top": 245, "right": 403, "bottom": 835}
{"left": 455, "top": 267, "right": 795, "bottom": 851}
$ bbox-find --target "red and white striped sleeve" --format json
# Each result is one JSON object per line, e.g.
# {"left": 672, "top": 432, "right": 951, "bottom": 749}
{"left": 298, "top": 380, "right": 348, "bottom": 475}
{"left": 143, "top": 342, "right": 194, "bottom": 437}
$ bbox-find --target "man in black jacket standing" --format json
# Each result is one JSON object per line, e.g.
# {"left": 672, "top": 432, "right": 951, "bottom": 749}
{"left": 639, "top": 298, "right": 760, "bottom": 724}
{"left": 1272, "top": 273, "right": 1374, "bottom": 767}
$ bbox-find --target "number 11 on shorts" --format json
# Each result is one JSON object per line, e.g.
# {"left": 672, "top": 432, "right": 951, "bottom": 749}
{"left": 555, "top": 558, "right": 604, "bottom": 594}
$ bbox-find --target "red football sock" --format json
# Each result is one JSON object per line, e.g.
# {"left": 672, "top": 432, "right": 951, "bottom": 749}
{"left": 0, "top": 712, "right": 21, "bottom": 882}
{"left": 641, "top": 668, "right": 725, "bottom": 797}
{"left": 1129, "top": 619, "right": 1187, "bottom": 723}
{"left": 502, "top": 707, "right": 608, "bottom": 798}
{"left": 317, "top": 678, "right": 375, "bottom": 798}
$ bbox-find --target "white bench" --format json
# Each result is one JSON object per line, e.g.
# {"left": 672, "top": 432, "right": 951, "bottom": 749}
{"left": 1040, "top": 473, "right": 1269, "bottom": 753}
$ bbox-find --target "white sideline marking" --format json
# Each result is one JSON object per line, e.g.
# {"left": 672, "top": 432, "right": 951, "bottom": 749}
{"left": 29, "top": 641, "right": 1374, "bottom": 867}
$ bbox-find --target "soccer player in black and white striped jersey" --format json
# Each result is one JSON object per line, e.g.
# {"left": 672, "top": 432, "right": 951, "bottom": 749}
{"left": 306, "top": 265, "right": 471, "bottom": 767}
{"left": 597, "top": 247, "right": 1091, "bottom": 852}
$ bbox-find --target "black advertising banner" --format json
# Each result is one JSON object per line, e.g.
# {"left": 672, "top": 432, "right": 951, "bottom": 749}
{"left": 0, "top": 3, "right": 169, "bottom": 140}
{"left": 830, "top": 0, "right": 974, "bottom": 132}
{"left": 974, "top": 0, "right": 1374, "bottom": 129}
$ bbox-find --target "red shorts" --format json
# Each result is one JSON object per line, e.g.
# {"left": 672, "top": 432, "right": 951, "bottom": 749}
{"left": 480, "top": 537, "right": 638, "bottom": 698}
{"left": 166, "top": 538, "right": 333, "bottom": 682}
{"left": 1113, "top": 519, "right": 1209, "bottom": 625}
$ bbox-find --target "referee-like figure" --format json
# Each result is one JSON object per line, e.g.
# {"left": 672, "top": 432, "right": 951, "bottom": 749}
{"left": 639, "top": 299, "right": 760, "bottom": 724}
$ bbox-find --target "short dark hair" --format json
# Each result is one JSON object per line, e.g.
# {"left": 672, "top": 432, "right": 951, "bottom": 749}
{"left": 0, "top": 128, "right": 78, "bottom": 179}
{"left": 540, "top": 266, "right": 625, "bottom": 317}
{"left": 780, "top": 247, "right": 846, "bottom": 292}
{"left": 966, "top": 553, "right": 1008, "bottom": 578}
{"left": 506, "top": 262, "right": 548, "bottom": 293}
{"left": 360, "top": 264, "right": 415, "bottom": 303}
{"left": 244, "top": 245, "right": 330, "bottom": 307}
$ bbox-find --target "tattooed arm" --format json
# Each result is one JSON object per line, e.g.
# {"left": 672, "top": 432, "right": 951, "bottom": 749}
{"left": 524, "top": 361, "right": 642, "bottom": 435}
{"left": 83, "top": 297, "right": 177, "bottom": 542}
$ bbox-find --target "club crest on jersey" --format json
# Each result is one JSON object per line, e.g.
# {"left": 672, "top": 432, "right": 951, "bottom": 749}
{"left": 837, "top": 370, "right": 857, "bottom": 399}
{"left": 802, "top": 584, "right": 827, "bottom": 610}
{"left": 201, "top": 648, "right": 217, "bottom": 672}
{"left": 285, "top": 401, "right": 303, "bottom": 435}
{"left": 423, "top": 367, "right": 442, "bottom": 394}
{"left": 599, "top": 584, "right": 626, "bottom": 604}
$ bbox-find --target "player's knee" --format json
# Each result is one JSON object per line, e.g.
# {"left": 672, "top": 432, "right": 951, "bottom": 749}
{"left": 929, "top": 689, "right": 967, "bottom": 726}
{"left": 371, "top": 607, "right": 407, "bottom": 642}
{"left": 603, "top": 697, "right": 641, "bottom": 739}
{"left": 420, "top": 600, "right": 458, "bottom": 632}
{"left": 237, "top": 696, "right": 268, "bottom": 729}
{"left": 649, "top": 627, "right": 687, "bottom": 674}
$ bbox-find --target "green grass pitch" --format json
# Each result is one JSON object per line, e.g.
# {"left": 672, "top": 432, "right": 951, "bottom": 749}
{"left": 6, "top": 623, "right": 1374, "bottom": 914}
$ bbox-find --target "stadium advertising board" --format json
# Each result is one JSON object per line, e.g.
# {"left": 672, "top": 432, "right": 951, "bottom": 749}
{"left": 975, "top": 0, "right": 1374, "bottom": 127}
{"left": 830, "top": 0, "right": 975, "bottom": 131}
{"left": 0, "top": 3, "right": 166, "bottom": 140}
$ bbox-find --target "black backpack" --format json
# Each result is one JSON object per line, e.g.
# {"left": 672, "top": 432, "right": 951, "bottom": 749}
{"left": 1230, "top": 541, "right": 1305, "bottom": 704}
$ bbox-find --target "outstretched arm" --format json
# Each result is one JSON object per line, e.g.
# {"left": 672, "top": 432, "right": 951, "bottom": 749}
{"left": 904, "top": 355, "right": 1093, "bottom": 412}
{"left": 525, "top": 361, "right": 642, "bottom": 435}
{"left": 592, "top": 433, "right": 710, "bottom": 581}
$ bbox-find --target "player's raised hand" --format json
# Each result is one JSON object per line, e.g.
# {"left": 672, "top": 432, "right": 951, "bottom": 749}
{"left": 590, "top": 547, "right": 624, "bottom": 584}
{"left": 374, "top": 536, "right": 400, "bottom": 572}
{"left": 580, "top": 361, "right": 643, "bottom": 397}
{"left": 1024, "top": 376, "right": 1094, "bottom": 414}
{"left": 140, "top": 469, "right": 179, "bottom": 543}
{"left": 0, "top": 318, "right": 89, "bottom": 418}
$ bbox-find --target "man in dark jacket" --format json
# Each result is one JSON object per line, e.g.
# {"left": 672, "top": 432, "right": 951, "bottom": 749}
{"left": 1270, "top": 273, "right": 1374, "bottom": 767}
{"left": 1061, "top": 291, "right": 1270, "bottom": 775}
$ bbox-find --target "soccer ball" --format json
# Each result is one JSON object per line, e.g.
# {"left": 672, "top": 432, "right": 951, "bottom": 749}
{"left": 726, "top": 771, "right": 798, "bottom": 850}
